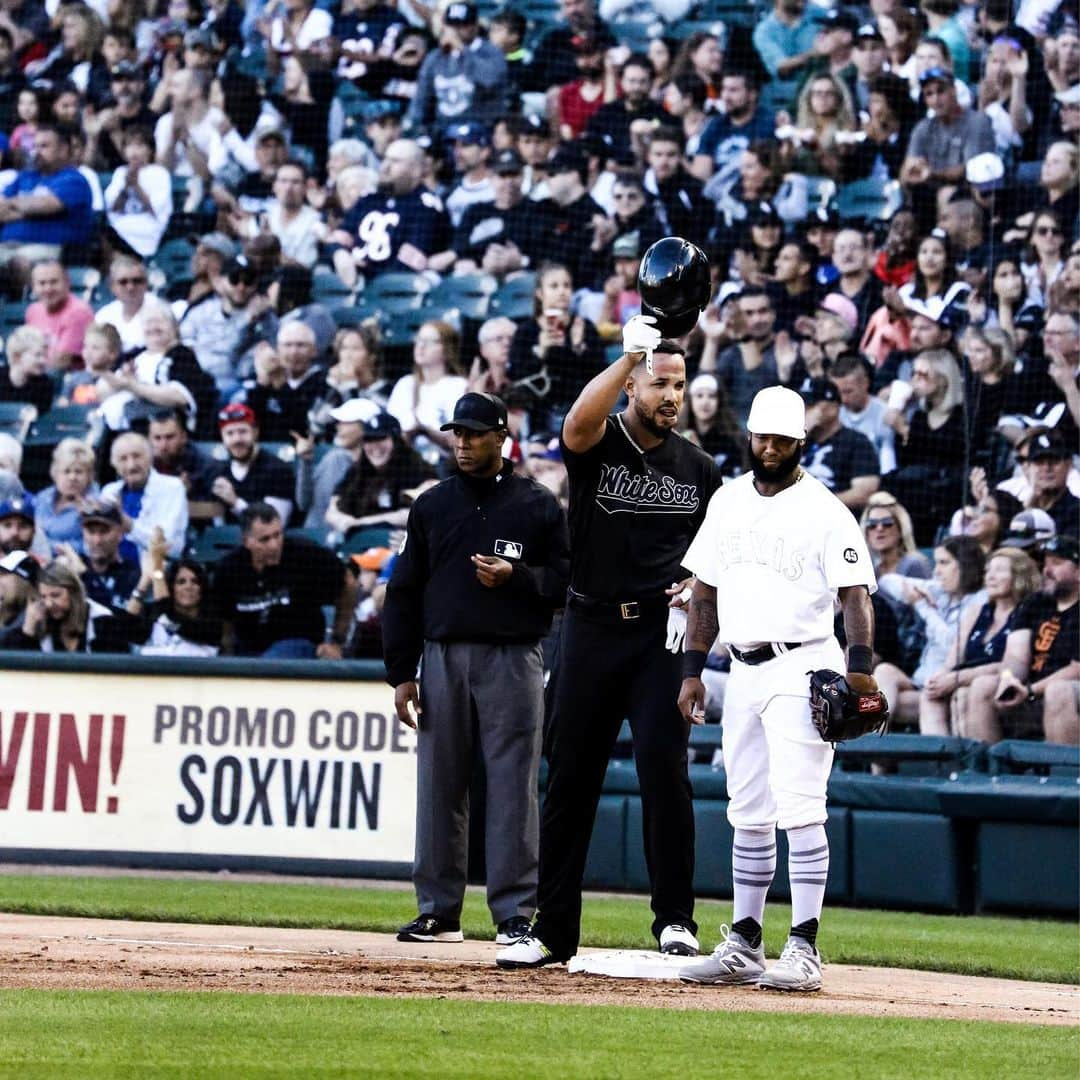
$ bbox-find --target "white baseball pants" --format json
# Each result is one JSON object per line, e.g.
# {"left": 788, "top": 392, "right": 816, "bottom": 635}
{"left": 722, "top": 638, "right": 842, "bottom": 831}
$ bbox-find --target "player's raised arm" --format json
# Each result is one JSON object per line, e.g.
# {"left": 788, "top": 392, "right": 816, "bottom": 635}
{"left": 562, "top": 314, "right": 660, "bottom": 454}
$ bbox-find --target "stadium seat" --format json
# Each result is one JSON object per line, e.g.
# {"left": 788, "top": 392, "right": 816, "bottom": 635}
{"left": 287, "top": 525, "right": 332, "bottom": 547}
{"left": 834, "top": 733, "right": 986, "bottom": 777}
{"left": 986, "top": 740, "right": 1080, "bottom": 778}
{"left": 151, "top": 238, "right": 196, "bottom": 280}
{"left": 424, "top": 273, "right": 497, "bottom": 321}
{"left": 363, "top": 272, "right": 431, "bottom": 313}
{"left": 0, "top": 300, "right": 29, "bottom": 340}
{"left": 0, "top": 401, "right": 37, "bottom": 441}
{"left": 312, "top": 268, "right": 354, "bottom": 303}
{"left": 192, "top": 524, "right": 242, "bottom": 564}
{"left": 489, "top": 273, "right": 537, "bottom": 320}
{"left": 332, "top": 301, "right": 379, "bottom": 328}
{"left": 378, "top": 306, "right": 433, "bottom": 349}
{"left": 65, "top": 266, "right": 101, "bottom": 302}
{"left": 836, "top": 178, "right": 903, "bottom": 222}
{"left": 23, "top": 405, "right": 100, "bottom": 447}
{"left": 340, "top": 525, "right": 394, "bottom": 553}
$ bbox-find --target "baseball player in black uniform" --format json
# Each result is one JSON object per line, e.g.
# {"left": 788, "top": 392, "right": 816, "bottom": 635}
{"left": 496, "top": 314, "right": 723, "bottom": 969}
{"left": 383, "top": 392, "right": 570, "bottom": 946}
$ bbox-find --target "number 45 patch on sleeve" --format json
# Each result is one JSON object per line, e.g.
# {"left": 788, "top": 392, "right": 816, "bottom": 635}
{"left": 494, "top": 540, "right": 523, "bottom": 560}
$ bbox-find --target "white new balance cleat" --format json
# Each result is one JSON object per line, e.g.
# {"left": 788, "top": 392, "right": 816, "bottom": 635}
{"left": 679, "top": 926, "right": 766, "bottom": 985}
{"left": 757, "top": 936, "right": 822, "bottom": 992}
{"left": 659, "top": 924, "right": 700, "bottom": 956}
{"left": 495, "top": 933, "right": 562, "bottom": 969}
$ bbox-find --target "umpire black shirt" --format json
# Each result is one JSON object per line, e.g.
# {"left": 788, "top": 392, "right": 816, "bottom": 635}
{"left": 382, "top": 462, "right": 570, "bottom": 686}
{"left": 562, "top": 415, "right": 722, "bottom": 602}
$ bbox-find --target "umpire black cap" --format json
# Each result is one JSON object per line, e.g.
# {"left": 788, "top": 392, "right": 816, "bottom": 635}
{"left": 441, "top": 393, "right": 508, "bottom": 432}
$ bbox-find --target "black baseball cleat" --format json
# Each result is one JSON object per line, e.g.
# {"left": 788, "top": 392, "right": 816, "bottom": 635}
{"left": 495, "top": 916, "right": 532, "bottom": 945}
{"left": 396, "top": 914, "right": 464, "bottom": 943}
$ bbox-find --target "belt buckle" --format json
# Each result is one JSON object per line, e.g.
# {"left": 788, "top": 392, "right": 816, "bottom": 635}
{"left": 620, "top": 601, "right": 640, "bottom": 620}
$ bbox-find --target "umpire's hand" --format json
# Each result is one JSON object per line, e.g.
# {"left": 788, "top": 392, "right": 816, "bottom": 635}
{"left": 472, "top": 554, "right": 513, "bottom": 587}
{"left": 394, "top": 680, "right": 422, "bottom": 729}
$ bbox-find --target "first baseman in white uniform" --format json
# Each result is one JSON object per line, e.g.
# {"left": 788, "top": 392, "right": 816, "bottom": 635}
{"left": 676, "top": 386, "right": 879, "bottom": 992}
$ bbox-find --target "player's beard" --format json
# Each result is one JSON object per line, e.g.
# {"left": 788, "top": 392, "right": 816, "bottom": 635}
{"left": 634, "top": 398, "right": 676, "bottom": 440}
{"left": 748, "top": 440, "right": 801, "bottom": 483}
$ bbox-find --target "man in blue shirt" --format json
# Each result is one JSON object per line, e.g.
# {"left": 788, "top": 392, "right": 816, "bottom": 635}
{"left": 752, "top": 0, "right": 826, "bottom": 110}
{"left": 694, "top": 70, "right": 775, "bottom": 196}
{"left": 0, "top": 122, "right": 94, "bottom": 292}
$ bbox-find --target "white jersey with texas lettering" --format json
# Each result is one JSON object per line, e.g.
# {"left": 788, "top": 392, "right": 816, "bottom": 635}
{"left": 683, "top": 470, "right": 876, "bottom": 646}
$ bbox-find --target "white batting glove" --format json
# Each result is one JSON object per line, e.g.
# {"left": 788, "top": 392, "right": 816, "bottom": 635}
{"left": 623, "top": 314, "right": 661, "bottom": 374}
{"left": 665, "top": 605, "right": 687, "bottom": 654}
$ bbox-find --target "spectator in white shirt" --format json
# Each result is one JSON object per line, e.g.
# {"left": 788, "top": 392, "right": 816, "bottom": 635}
{"left": 104, "top": 127, "right": 173, "bottom": 259}
{"left": 102, "top": 433, "right": 189, "bottom": 559}
{"left": 233, "top": 160, "right": 323, "bottom": 268}
{"left": 95, "top": 254, "right": 167, "bottom": 353}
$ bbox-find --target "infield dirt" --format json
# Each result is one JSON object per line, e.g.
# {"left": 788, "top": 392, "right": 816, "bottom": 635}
{"left": 1, "top": 914, "right": 1076, "bottom": 1026}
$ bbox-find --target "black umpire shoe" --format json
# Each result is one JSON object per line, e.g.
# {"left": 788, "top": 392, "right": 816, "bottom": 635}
{"left": 396, "top": 914, "right": 464, "bottom": 942}
{"left": 495, "top": 916, "right": 532, "bottom": 945}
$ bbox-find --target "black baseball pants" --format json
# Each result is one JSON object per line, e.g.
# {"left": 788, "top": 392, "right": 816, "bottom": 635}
{"left": 532, "top": 605, "right": 696, "bottom": 959}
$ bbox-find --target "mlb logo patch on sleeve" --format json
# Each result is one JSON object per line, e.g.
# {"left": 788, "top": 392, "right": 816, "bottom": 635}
{"left": 494, "top": 539, "right": 523, "bottom": 559}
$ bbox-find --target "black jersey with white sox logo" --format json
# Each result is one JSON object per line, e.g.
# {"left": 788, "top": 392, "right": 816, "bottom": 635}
{"left": 562, "top": 415, "right": 722, "bottom": 601}
{"left": 341, "top": 187, "right": 450, "bottom": 278}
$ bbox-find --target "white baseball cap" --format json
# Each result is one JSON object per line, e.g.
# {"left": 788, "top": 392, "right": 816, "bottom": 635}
{"left": 746, "top": 386, "right": 806, "bottom": 440}
{"left": 330, "top": 398, "right": 380, "bottom": 425}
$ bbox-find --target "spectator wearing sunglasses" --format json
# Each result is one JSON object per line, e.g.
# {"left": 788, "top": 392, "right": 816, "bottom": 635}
{"left": 179, "top": 254, "right": 278, "bottom": 399}
{"left": 95, "top": 254, "right": 168, "bottom": 354}
{"left": 859, "top": 493, "right": 931, "bottom": 579}
{"left": 1020, "top": 208, "right": 1066, "bottom": 308}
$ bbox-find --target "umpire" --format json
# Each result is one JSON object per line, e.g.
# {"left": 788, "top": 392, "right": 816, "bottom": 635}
{"left": 383, "top": 392, "right": 570, "bottom": 947}
{"left": 497, "top": 315, "right": 723, "bottom": 969}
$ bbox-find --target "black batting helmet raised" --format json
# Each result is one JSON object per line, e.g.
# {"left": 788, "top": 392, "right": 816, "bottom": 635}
{"left": 638, "top": 237, "right": 711, "bottom": 338}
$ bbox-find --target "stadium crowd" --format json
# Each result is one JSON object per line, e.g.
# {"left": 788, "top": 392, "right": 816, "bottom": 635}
{"left": 0, "top": 0, "right": 1076, "bottom": 743}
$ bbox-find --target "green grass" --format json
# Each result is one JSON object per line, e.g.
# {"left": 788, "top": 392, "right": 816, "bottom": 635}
{"left": 0, "top": 874, "right": 1076, "bottom": 984}
{"left": 0, "top": 990, "right": 1075, "bottom": 1080}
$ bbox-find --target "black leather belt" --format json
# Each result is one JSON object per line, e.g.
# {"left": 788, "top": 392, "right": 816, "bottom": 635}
{"left": 729, "top": 641, "right": 804, "bottom": 666}
{"left": 567, "top": 589, "right": 668, "bottom": 621}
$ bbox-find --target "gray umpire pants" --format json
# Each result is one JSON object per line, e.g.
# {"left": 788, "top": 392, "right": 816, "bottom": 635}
{"left": 415, "top": 639, "right": 544, "bottom": 923}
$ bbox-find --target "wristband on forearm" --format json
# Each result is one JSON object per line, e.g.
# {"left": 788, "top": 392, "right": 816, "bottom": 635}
{"left": 847, "top": 644, "right": 873, "bottom": 675}
{"left": 682, "top": 649, "right": 708, "bottom": 680}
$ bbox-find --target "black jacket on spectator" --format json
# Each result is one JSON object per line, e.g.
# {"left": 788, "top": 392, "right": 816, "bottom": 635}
{"left": 767, "top": 282, "right": 818, "bottom": 335}
{"left": 523, "top": 24, "right": 614, "bottom": 92}
{"left": 82, "top": 556, "right": 141, "bottom": 611}
{"left": 507, "top": 316, "right": 605, "bottom": 427}
{"left": 803, "top": 426, "right": 880, "bottom": 494}
{"left": 453, "top": 198, "right": 552, "bottom": 266}
{"left": 334, "top": 439, "right": 434, "bottom": 522}
{"left": 585, "top": 99, "right": 665, "bottom": 163}
{"left": 215, "top": 537, "right": 344, "bottom": 655}
{"left": 210, "top": 447, "right": 295, "bottom": 522}
{"left": 0, "top": 366, "right": 54, "bottom": 416}
{"left": 0, "top": 63, "right": 26, "bottom": 134}
{"left": 382, "top": 462, "right": 570, "bottom": 685}
{"left": 155, "top": 441, "right": 217, "bottom": 501}
{"left": 647, "top": 169, "right": 711, "bottom": 248}
{"left": 238, "top": 379, "right": 316, "bottom": 441}
{"left": 3, "top": 600, "right": 140, "bottom": 653}
{"left": 546, "top": 191, "right": 606, "bottom": 290}
{"left": 139, "top": 597, "right": 224, "bottom": 652}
